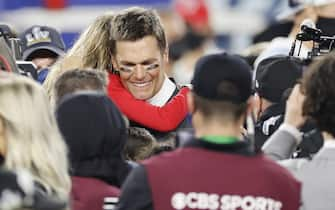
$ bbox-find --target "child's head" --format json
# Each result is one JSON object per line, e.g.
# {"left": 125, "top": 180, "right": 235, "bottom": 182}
{"left": 124, "top": 127, "right": 156, "bottom": 161}
{"left": 54, "top": 69, "right": 107, "bottom": 104}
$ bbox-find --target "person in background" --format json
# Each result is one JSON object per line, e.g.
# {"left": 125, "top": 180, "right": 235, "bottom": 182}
{"left": 56, "top": 92, "right": 130, "bottom": 210}
{"left": 116, "top": 53, "right": 301, "bottom": 210}
{"left": 253, "top": 55, "right": 303, "bottom": 150}
{"left": 263, "top": 52, "right": 335, "bottom": 210}
{"left": 20, "top": 25, "right": 66, "bottom": 83}
{"left": 254, "top": 0, "right": 335, "bottom": 68}
{"left": 170, "top": 29, "right": 207, "bottom": 85}
{"left": 0, "top": 72, "right": 70, "bottom": 208}
{"left": 53, "top": 68, "right": 108, "bottom": 105}
{"left": 254, "top": 55, "right": 323, "bottom": 157}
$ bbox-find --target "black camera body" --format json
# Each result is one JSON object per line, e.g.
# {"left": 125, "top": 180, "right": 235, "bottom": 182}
{"left": 291, "top": 24, "right": 335, "bottom": 62}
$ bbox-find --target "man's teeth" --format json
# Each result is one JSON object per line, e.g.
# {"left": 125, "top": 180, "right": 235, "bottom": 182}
{"left": 134, "top": 82, "right": 150, "bottom": 87}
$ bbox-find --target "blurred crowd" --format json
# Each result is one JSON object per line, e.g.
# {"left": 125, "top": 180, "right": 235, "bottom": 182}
{"left": 1, "top": 0, "right": 335, "bottom": 210}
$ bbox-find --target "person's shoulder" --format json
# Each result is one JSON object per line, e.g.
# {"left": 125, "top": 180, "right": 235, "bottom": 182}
{"left": 71, "top": 177, "right": 120, "bottom": 210}
{"left": 142, "top": 147, "right": 187, "bottom": 166}
{"left": 279, "top": 158, "right": 308, "bottom": 173}
{"left": 72, "top": 176, "right": 120, "bottom": 196}
{"left": 258, "top": 154, "right": 300, "bottom": 181}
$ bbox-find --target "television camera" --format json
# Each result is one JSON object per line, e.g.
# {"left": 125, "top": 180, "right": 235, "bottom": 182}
{"left": 290, "top": 19, "right": 335, "bottom": 63}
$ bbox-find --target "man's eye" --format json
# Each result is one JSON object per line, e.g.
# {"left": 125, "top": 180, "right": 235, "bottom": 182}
{"left": 146, "top": 64, "right": 159, "bottom": 71}
{"left": 119, "top": 66, "right": 133, "bottom": 72}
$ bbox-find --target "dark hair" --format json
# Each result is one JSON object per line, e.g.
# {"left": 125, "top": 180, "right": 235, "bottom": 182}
{"left": 193, "top": 81, "right": 248, "bottom": 122}
{"left": 152, "top": 132, "right": 176, "bottom": 155}
{"left": 302, "top": 53, "right": 335, "bottom": 136}
{"left": 124, "top": 127, "right": 156, "bottom": 161}
{"left": 54, "top": 69, "right": 107, "bottom": 104}
{"left": 26, "top": 49, "right": 58, "bottom": 61}
{"left": 110, "top": 7, "right": 167, "bottom": 55}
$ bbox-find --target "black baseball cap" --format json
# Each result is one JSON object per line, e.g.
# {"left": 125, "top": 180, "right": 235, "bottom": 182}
{"left": 255, "top": 55, "right": 303, "bottom": 103}
{"left": 191, "top": 53, "right": 252, "bottom": 103}
{"left": 20, "top": 25, "right": 65, "bottom": 60}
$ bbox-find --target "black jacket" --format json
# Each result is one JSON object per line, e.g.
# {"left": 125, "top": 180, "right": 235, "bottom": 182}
{"left": 254, "top": 103, "right": 323, "bottom": 158}
{"left": 255, "top": 103, "right": 284, "bottom": 151}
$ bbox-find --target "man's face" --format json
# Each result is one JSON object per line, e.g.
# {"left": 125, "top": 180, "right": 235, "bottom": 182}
{"left": 32, "top": 57, "right": 57, "bottom": 71}
{"left": 112, "top": 36, "right": 167, "bottom": 100}
{"left": 29, "top": 50, "right": 58, "bottom": 71}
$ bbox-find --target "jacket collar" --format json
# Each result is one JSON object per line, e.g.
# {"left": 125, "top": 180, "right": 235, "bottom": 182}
{"left": 183, "top": 137, "right": 257, "bottom": 156}
{"left": 259, "top": 103, "right": 285, "bottom": 121}
{"left": 147, "top": 75, "right": 177, "bottom": 107}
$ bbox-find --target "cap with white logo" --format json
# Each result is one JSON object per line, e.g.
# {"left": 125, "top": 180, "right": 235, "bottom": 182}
{"left": 20, "top": 25, "right": 65, "bottom": 60}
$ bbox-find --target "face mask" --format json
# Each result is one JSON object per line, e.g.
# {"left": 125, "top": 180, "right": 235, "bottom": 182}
{"left": 37, "top": 68, "right": 49, "bottom": 84}
{"left": 316, "top": 16, "right": 335, "bottom": 36}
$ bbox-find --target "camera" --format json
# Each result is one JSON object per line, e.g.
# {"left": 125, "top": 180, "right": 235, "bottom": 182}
{"left": 290, "top": 23, "right": 335, "bottom": 63}
{"left": 0, "top": 26, "right": 38, "bottom": 80}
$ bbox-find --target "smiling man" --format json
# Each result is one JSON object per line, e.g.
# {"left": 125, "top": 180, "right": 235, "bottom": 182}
{"left": 110, "top": 7, "right": 191, "bottom": 140}
{"left": 112, "top": 35, "right": 166, "bottom": 101}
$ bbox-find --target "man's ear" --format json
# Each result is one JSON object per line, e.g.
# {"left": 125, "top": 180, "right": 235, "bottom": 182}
{"left": 252, "top": 93, "right": 261, "bottom": 119}
{"left": 163, "top": 47, "right": 169, "bottom": 64}
{"left": 187, "top": 91, "right": 195, "bottom": 114}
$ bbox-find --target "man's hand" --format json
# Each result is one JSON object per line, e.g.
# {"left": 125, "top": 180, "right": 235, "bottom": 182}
{"left": 284, "top": 84, "right": 306, "bottom": 128}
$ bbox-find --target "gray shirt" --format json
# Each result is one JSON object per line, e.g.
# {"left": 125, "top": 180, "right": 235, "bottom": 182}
{"left": 262, "top": 125, "right": 335, "bottom": 210}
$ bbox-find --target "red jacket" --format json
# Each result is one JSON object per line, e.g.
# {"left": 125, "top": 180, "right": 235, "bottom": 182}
{"left": 107, "top": 73, "right": 189, "bottom": 132}
{"left": 71, "top": 176, "right": 120, "bottom": 210}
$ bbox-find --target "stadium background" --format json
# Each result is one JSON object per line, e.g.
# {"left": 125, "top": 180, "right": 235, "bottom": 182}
{"left": 0, "top": 0, "right": 287, "bottom": 52}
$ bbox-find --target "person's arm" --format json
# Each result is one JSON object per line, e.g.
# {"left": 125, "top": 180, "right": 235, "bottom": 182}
{"left": 108, "top": 74, "right": 189, "bottom": 132}
{"left": 115, "top": 165, "right": 153, "bottom": 210}
{"left": 262, "top": 124, "right": 302, "bottom": 160}
{"left": 262, "top": 84, "right": 305, "bottom": 161}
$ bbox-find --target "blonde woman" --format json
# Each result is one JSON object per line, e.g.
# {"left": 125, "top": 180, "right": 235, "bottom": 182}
{"left": 0, "top": 72, "right": 71, "bottom": 206}
{"left": 43, "top": 12, "right": 114, "bottom": 102}
{"left": 43, "top": 9, "right": 190, "bottom": 134}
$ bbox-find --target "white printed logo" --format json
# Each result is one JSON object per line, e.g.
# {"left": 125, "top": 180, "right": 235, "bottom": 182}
{"left": 171, "top": 192, "right": 283, "bottom": 210}
{"left": 262, "top": 115, "right": 281, "bottom": 136}
{"left": 25, "top": 27, "right": 51, "bottom": 46}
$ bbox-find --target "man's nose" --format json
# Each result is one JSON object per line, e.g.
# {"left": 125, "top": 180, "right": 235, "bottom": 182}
{"left": 133, "top": 65, "right": 146, "bottom": 79}
{"left": 32, "top": 60, "right": 43, "bottom": 70}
